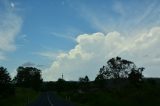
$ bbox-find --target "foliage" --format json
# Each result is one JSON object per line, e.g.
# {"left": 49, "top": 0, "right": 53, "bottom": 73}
{"left": 79, "top": 76, "right": 90, "bottom": 83}
{"left": 95, "top": 57, "right": 144, "bottom": 84}
{"left": 0, "top": 67, "right": 14, "bottom": 98}
{"left": 128, "top": 67, "right": 144, "bottom": 84}
{"left": 59, "top": 81, "right": 160, "bottom": 106}
{"left": 79, "top": 76, "right": 90, "bottom": 91}
{"left": 14, "top": 67, "right": 43, "bottom": 91}
{"left": 0, "top": 87, "right": 39, "bottom": 106}
{"left": 55, "top": 78, "right": 66, "bottom": 92}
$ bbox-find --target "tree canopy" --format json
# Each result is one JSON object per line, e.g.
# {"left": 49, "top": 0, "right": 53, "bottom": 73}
{"left": 95, "top": 57, "right": 144, "bottom": 83}
{"left": 79, "top": 75, "right": 90, "bottom": 83}
{"left": 0, "top": 67, "right": 14, "bottom": 97}
{"left": 0, "top": 67, "right": 11, "bottom": 84}
{"left": 14, "top": 66, "right": 43, "bottom": 91}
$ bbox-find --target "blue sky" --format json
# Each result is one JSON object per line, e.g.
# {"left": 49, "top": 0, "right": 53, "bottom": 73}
{"left": 0, "top": 0, "right": 160, "bottom": 81}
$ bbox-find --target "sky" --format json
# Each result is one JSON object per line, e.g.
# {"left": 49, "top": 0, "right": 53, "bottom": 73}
{"left": 0, "top": 0, "right": 160, "bottom": 81}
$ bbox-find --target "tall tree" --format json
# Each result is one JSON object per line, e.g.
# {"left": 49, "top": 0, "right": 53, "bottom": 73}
{"left": 0, "top": 67, "right": 11, "bottom": 84}
{"left": 128, "top": 67, "right": 144, "bottom": 83}
{"left": 95, "top": 57, "right": 144, "bottom": 81}
{"left": 14, "top": 67, "right": 43, "bottom": 91}
{"left": 0, "top": 67, "right": 14, "bottom": 97}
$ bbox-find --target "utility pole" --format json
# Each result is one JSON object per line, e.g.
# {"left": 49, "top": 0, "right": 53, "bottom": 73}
{"left": 62, "top": 73, "right": 63, "bottom": 79}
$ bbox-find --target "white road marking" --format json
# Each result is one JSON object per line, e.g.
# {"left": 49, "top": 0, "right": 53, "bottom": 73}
{"left": 47, "top": 93, "right": 54, "bottom": 106}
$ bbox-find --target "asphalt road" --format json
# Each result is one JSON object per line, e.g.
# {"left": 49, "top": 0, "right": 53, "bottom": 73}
{"left": 28, "top": 92, "right": 75, "bottom": 106}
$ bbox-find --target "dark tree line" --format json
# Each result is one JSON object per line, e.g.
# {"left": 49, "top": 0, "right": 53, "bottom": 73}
{"left": 42, "top": 56, "right": 146, "bottom": 92}
{"left": 0, "top": 66, "right": 42, "bottom": 98}
{"left": 45, "top": 57, "right": 145, "bottom": 92}
{"left": 0, "top": 56, "right": 145, "bottom": 97}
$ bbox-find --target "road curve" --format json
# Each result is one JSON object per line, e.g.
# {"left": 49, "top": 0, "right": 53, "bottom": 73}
{"left": 28, "top": 92, "right": 75, "bottom": 106}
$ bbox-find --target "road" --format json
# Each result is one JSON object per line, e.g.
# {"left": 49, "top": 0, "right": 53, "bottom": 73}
{"left": 28, "top": 92, "right": 75, "bottom": 106}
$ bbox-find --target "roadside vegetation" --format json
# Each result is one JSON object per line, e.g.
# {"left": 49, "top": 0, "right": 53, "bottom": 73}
{"left": 0, "top": 56, "right": 160, "bottom": 106}
{"left": 43, "top": 57, "right": 160, "bottom": 106}
{"left": 0, "top": 88, "right": 39, "bottom": 106}
{"left": 0, "top": 66, "right": 42, "bottom": 106}
{"left": 58, "top": 80, "right": 160, "bottom": 106}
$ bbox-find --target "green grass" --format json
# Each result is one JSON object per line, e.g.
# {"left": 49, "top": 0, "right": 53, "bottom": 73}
{"left": 0, "top": 87, "right": 39, "bottom": 106}
{"left": 58, "top": 85, "right": 160, "bottom": 106}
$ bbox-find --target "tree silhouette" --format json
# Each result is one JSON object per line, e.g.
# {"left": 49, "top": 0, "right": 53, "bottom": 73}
{"left": 0, "top": 67, "right": 11, "bottom": 84}
{"left": 14, "top": 66, "right": 43, "bottom": 91}
{"left": 95, "top": 57, "right": 144, "bottom": 82}
{"left": 79, "top": 75, "right": 90, "bottom": 83}
{"left": 128, "top": 67, "right": 144, "bottom": 84}
{"left": 0, "top": 67, "right": 14, "bottom": 97}
{"left": 56, "top": 78, "right": 66, "bottom": 92}
{"left": 95, "top": 66, "right": 106, "bottom": 88}
{"left": 79, "top": 75, "right": 90, "bottom": 91}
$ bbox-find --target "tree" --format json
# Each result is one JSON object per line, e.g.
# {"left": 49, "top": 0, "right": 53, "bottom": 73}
{"left": 79, "top": 75, "right": 90, "bottom": 83}
{"left": 128, "top": 67, "right": 144, "bottom": 84}
{"left": 95, "top": 66, "right": 107, "bottom": 87}
{"left": 56, "top": 78, "right": 66, "bottom": 92}
{"left": 0, "top": 67, "right": 11, "bottom": 84}
{"left": 0, "top": 67, "right": 14, "bottom": 97}
{"left": 95, "top": 66, "right": 108, "bottom": 81}
{"left": 14, "top": 66, "right": 43, "bottom": 91}
{"left": 79, "top": 76, "right": 90, "bottom": 91}
{"left": 95, "top": 57, "right": 144, "bottom": 82}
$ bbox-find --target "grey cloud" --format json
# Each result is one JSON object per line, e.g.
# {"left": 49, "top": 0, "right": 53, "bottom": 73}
{"left": 21, "top": 62, "right": 36, "bottom": 67}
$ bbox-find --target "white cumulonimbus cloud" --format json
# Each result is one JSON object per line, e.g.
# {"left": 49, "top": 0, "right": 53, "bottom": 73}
{"left": 43, "top": 26, "right": 160, "bottom": 81}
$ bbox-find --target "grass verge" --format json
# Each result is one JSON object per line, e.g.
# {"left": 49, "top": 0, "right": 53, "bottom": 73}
{"left": 0, "top": 87, "right": 39, "bottom": 106}
{"left": 58, "top": 86, "right": 160, "bottom": 106}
